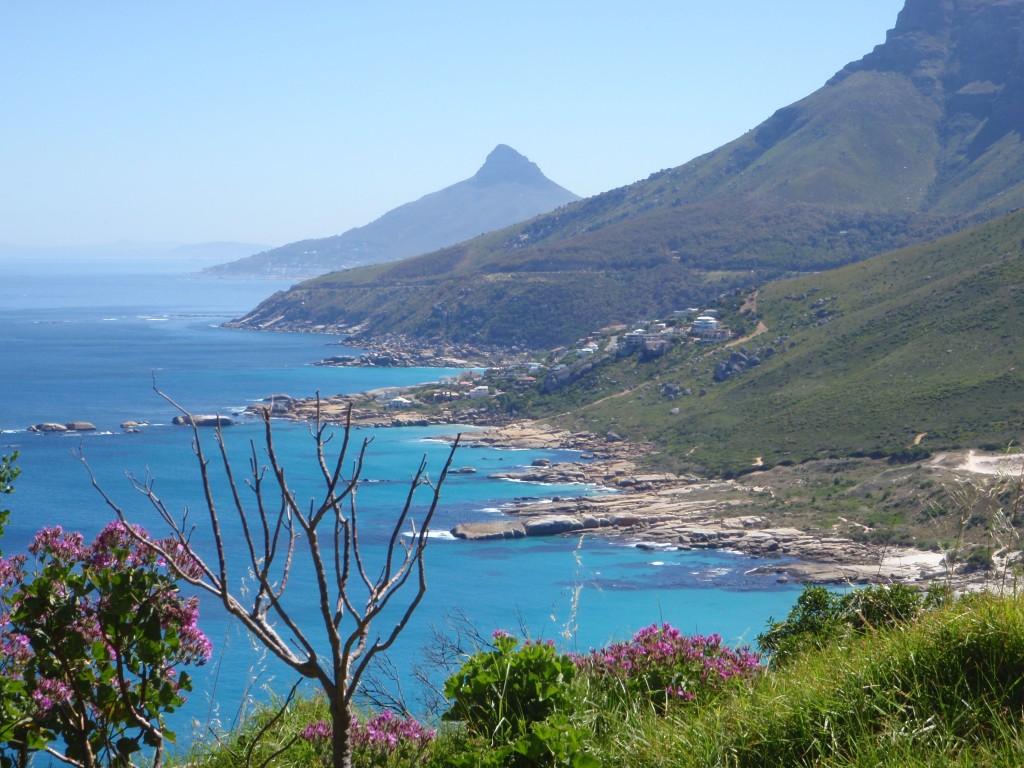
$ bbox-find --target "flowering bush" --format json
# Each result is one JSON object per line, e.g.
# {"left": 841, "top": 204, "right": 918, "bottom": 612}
{"left": 299, "top": 710, "right": 435, "bottom": 766}
{"left": 0, "top": 522, "right": 212, "bottom": 767}
{"left": 573, "top": 623, "right": 761, "bottom": 711}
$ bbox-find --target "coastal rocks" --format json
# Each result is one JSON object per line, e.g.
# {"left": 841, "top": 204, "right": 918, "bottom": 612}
{"left": 172, "top": 414, "right": 235, "bottom": 427}
{"left": 28, "top": 423, "right": 68, "bottom": 433}
{"left": 522, "top": 516, "right": 586, "bottom": 537}
{"left": 615, "top": 474, "right": 679, "bottom": 487}
{"left": 64, "top": 422, "right": 97, "bottom": 431}
{"left": 488, "top": 467, "right": 589, "bottom": 484}
{"left": 456, "top": 479, "right": 943, "bottom": 585}
{"left": 260, "top": 394, "right": 297, "bottom": 415}
{"left": 746, "top": 552, "right": 947, "bottom": 586}
{"left": 451, "top": 514, "right": 609, "bottom": 541}
{"left": 28, "top": 421, "right": 96, "bottom": 433}
{"left": 451, "top": 521, "right": 526, "bottom": 540}
{"left": 312, "top": 339, "right": 491, "bottom": 369}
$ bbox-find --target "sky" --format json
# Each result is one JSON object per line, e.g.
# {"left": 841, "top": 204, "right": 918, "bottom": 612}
{"left": 1, "top": 1, "right": 905, "bottom": 250}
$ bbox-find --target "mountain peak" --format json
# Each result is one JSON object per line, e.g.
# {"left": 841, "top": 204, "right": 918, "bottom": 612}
{"left": 893, "top": 0, "right": 954, "bottom": 35}
{"left": 471, "top": 144, "right": 549, "bottom": 187}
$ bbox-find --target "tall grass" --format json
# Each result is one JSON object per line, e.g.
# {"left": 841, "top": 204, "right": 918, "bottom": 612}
{"left": 595, "top": 593, "right": 1024, "bottom": 768}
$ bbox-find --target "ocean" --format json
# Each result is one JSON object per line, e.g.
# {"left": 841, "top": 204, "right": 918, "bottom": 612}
{"left": 0, "top": 256, "right": 804, "bottom": 748}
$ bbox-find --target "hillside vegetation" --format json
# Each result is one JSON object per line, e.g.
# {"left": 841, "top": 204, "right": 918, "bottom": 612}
{"left": 231, "top": 202, "right": 959, "bottom": 348}
{"left": 493, "top": 208, "right": 1024, "bottom": 476}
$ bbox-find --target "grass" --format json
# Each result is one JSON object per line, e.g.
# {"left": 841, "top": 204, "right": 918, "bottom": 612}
{"left": 172, "top": 592, "right": 1024, "bottom": 767}
{"left": 665, "top": 593, "right": 1024, "bottom": 768}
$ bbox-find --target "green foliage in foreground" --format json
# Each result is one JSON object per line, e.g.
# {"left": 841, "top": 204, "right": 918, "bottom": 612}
{"left": 757, "top": 583, "right": 946, "bottom": 666}
{"left": 0, "top": 454, "right": 18, "bottom": 550}
{"left": 177, "top": 590, "right": 1024, "bottom": 768}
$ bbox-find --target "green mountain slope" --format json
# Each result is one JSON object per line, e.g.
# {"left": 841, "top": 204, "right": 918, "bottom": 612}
{"left": 233, "top": 202, "right": 959, "bottom": 348}
{"left": 529, "top": 209, "right": 1024, "bottom": 475}
{"left": 232, "top": 0, "right": 1024, "bottom": 348}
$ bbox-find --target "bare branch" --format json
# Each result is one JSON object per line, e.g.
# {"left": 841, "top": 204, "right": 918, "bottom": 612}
{"left": 88, "top": 386, "right": 459, "bottom": 768}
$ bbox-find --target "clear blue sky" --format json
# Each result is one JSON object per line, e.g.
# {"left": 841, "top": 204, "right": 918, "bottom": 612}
{"left": 1, "top": 1, "right": 905, "bottom": 249}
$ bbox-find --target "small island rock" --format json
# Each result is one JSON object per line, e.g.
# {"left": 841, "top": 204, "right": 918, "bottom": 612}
{"left": 28, "top": 423, "right": 68, "bottom": 433}
{"left": 172, "top": 414, "right": 235, "bottom": 427}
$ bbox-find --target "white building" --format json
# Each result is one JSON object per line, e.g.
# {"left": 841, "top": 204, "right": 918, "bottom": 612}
{"left": 467, "top": 385, "right": 491, "bottom": 400}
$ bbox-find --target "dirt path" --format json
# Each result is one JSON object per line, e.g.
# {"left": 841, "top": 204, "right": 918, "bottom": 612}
{"left": 726, "top": 320, "right": 768, "bottom": 348}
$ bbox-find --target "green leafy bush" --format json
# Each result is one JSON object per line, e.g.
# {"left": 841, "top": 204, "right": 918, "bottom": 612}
{"left": 442, "top": 631, "right": 591, "bottom": 767}
{"left": 442, "top": 631, "right": 574, "bottom": 736}
{"left": 758, "top": 584, "right": 930, "bottom": 665}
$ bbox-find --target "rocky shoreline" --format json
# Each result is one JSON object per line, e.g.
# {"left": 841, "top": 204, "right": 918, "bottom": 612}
{"left": 246, "top": 398, "right": 988, "bottom": 589}
{"left": 451, "top": 422, "right": 950, "bottom": 587}
{"left": 255, "top": 330, "right": 518, "bottom": 370}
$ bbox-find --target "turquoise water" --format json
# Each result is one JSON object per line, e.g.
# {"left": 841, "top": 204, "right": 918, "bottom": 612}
{"left": 0, "top": 257, "right": 804, "bottom": 747}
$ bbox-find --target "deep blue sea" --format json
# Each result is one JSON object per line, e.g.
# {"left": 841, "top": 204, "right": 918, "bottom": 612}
{"left": 0, "top": 256, "right": 804, "bottom": 750}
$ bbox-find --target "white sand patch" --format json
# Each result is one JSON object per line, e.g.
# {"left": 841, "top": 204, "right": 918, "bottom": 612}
{"left": 956, "top": 450, "right": 1024, "bottom": 476}
{"left": 880, "top": 549, "right": 945, "bottom": 570}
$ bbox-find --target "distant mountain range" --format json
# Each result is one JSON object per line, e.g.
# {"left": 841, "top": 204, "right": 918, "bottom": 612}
{"left": 205, "top": 145, "right": 579, "bottom": 278}
{"left": 232, "top": 0, "right": 1024, "bottom": 349}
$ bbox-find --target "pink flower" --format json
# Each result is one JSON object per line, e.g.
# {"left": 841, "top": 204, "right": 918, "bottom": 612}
{"left": 300, "top": 719, "right": 332, "bottom": 742}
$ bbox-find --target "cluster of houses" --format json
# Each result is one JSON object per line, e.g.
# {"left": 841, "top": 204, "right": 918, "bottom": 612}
{"left": 379, "top": 309, "right": 732, "bottom": 410}
{"left": 376, "top": 371, "right": 494, "bottom": 410}
{"left": 561, "top": 308, "right": 731, "bottom": 360}
{"left": 489, "top": 308, "right": 733, "bottom": 395}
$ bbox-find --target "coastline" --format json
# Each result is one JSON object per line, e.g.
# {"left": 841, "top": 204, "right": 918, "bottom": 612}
{"left": 255, "top": 394, "right": 968, "bottom": 589}
{"left": 453, "top": 422, "right": 952, "bottom": 588}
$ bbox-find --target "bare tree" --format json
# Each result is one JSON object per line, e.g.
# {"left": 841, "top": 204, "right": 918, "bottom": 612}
{"left": 86, "top": 391, "right": 459, "bottom": 768}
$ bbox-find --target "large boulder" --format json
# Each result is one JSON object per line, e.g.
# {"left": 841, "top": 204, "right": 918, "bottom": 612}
{"left": 28, "top": 422, "right": 68, "bottom": 433}
{"left": 522, "top": 516, "right": 585, "bottom": 537}
{"left": 451, "top": 521, "right": 526, "bottom": 540}
{"left": 172, "top": 414, "right": 235, "bottom": 427}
